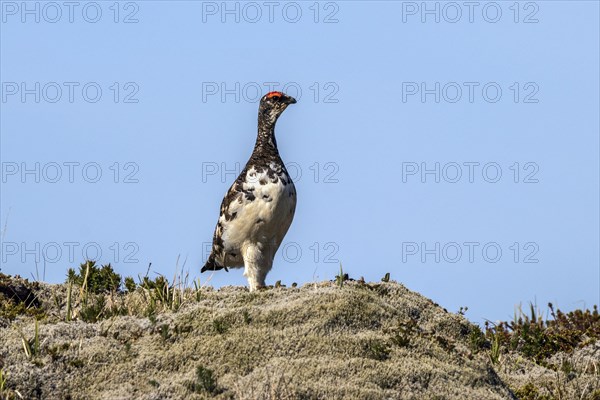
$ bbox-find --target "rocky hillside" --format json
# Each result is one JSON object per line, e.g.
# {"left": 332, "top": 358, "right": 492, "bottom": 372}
{"left": 0, "top": 271, "right": 598, "bottom": 399}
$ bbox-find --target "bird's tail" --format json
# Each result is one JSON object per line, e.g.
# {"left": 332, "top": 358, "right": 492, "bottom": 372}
{"left": 201, "top": 255, "right": 228, "bottom": 273}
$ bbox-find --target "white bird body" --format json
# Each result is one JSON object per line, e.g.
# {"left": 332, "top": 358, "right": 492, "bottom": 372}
{"left": 214, "top": 165, "right": 296, "bottom": 289}
{"left": 202, "top": 91, "right": 297, "bottom": 291}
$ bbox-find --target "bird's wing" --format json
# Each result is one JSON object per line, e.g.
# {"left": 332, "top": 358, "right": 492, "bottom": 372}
{"left": 202, "top": 168, "right": 255, "bottom": 272}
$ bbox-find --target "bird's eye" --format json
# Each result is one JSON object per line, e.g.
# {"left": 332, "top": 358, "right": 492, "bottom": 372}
{"left": 271, "top": 96, "right": 280, "bottom": 101}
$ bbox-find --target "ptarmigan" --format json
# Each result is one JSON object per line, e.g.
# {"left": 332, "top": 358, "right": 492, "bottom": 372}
{"left": 201, "top": 91, "right": 297, "bottom": 291}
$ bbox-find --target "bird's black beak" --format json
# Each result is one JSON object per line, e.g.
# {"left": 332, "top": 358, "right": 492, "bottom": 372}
{"left": 285, "top": 96, "right": 297, "bottom": 105}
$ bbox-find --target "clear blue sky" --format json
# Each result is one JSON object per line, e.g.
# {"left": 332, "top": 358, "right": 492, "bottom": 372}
{"left": 1, "top": 1, "right": 598, "bottom": 324}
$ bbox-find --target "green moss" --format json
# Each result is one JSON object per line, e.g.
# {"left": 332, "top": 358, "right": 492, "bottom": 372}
{"left": 66, "top": 261, "right": 122, "bottom": 294}
{"left": 0, "top": 299, "right": 46, "bottom": 320}
{"left": 186, "top": 365, "right": 220, "bottom": 395}
{"left": 468, "top": 325, "right": 487, "bottom": 353}
{"left": 69, "top": 359, "right": 84, "bottom": 368}
{"left": 124, "top": 277, "right": 136, "bottom": 293}
{"left": 212, "top": 316, "right": 230, "bottom": 334}
{"left": 513, "top": 382, "right": 551, "bottom": 400}
{"left": 387, "top": 318, "right": 419, "bottom": 348}
{"left": 0, "top": 274, "right": 45, "bottom": 320}
{"left": 159, "top": 324, "right": 171, "bottom": 341}
{"left": 486, "top": 303, "right": 600, "bottom": 364}
{"left": 242, "top": 309, "right": 252, "bottom": 325}
{"left": 362, "top": 338, "right": 390, "bottom": 361}
{"left": 79, "top": 295, "right": 106, "bottom": 323}
{"left": 47, "top": 343, "right": 70, "bottom": 361}
{"left": 434, "top": 335, "right": 456, "bottom": 353}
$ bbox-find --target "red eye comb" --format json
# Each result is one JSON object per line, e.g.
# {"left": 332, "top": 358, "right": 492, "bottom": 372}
{"left": 266, "top": 91, "right": 283, "bottom": 98}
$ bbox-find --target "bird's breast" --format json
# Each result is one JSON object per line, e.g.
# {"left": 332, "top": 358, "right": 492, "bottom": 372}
{"left": 220, "top": 164, "right": 296, "bottom": 250}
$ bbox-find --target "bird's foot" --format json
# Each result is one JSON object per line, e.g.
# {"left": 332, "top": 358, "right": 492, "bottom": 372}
{"left": 247, "top": 280, "right": 267, "bottom": 292}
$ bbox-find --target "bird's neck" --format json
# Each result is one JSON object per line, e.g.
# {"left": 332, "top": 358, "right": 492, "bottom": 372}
{"left": 255, "top": 114, "right": 279, "bottom": 153}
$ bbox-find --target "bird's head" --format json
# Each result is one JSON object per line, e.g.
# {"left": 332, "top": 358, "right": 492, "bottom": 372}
{"left": 259, "top": 91, "right": 297, "bottom": 124}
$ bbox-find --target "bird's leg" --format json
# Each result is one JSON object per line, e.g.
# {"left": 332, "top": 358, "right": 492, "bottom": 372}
{"left": 242, "top": 244, "right": 272, "bottom": 292}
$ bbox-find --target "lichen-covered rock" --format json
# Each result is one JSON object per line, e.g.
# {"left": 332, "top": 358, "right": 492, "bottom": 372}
{"left": 0, "top": 277, "right": 594, "bottom": 399}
